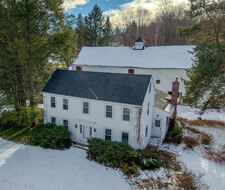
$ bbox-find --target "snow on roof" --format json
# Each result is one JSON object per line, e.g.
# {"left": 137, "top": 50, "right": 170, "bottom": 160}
{"left": 73, "top": 45, "right": 194, "bottom": 69}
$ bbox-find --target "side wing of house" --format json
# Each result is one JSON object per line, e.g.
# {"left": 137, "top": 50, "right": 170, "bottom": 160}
{"left": 137, "top": 78, "right": 155, "bottom": 149}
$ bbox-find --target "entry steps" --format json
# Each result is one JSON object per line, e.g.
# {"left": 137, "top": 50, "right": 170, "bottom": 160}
{"left": 149, "top": 138, "right": 162, "bottom": 147}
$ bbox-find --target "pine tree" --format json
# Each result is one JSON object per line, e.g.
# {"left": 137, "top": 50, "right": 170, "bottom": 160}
{"left": 83, "top": 4, "right": 113, "bottom": 46}
{"left": 0, "top": 0, "right": 76, "bottom": 109}
{"left": 178, "top": 0, "right": 225, "bottom": 111}
{"left": 75, "top": 13, "right": 85, "bottom": 52}
{"left": 101, "top": 17, "right": 114, "bottom": 46}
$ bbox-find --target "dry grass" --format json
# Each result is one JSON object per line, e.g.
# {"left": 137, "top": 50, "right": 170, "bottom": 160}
{"left": 135, "top": 177, "right": 170, "bottom": 189}
{"left": 200, "top": 133, "right": 213, "bottom": 145}
{"left": 204, "top": 149, "right": 225, "bottom": 164}
{"left": 183, "top": 136, "right": 200, "bottom": 149}
{"left": 185, "top": 126, "right": 213, "bottom": 146}
{"left": 176, "top": 171, "right": 198, "bottom": 190}
{"left": 185, "top": 126, "right": 202, "bottom": 134}
{"left": 177, "top": 117, "right": 225, "bottom": 129}
{"left": 145, "top": 147, "right": 181, "bottom": 171}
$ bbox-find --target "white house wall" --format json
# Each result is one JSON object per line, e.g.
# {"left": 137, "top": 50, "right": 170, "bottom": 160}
{"left": 43, "top": 90, "right": 154, "bottom": 149}
{"left": 153, "top": 107, "right": 172, "bottom": 141}
{"left": 139, "top": 78, "right": 155, "bottom": 148}
{"left": 72, "top": 65, "right": 187, "bottom": 95}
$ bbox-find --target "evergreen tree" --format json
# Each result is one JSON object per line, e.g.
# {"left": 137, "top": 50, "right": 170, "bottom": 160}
{"left": 83, "top": 4, "right": 113, "bottom": 46}
{"left": 101, "top": 17, "right": 114, "bottom": 46}
{"left": 178, "top": 0, "right": 225, "bottom": 111}
{"left": 75, "top": 13, "right": 85, "bottom": 52}
{"left": 0, "top": 0, "right": 76, "bottom": 109}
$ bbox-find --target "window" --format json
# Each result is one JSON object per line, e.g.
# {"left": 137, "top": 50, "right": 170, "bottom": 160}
{"left": 80, "top": 125, "right": 82, "bottom": 133}
{"left": 122, "top": 132, "right": 129, "bottom": 144}
{"left": 83, "top": 102, "right": 89, "bottom": 114}
{"left": 123, "top": 108, "right": 130, "bottom": 121}
{"left": 149, "top": 83, "right": 151, "bottom": 92}
{"left": 166, "top": 117, "right": 170, "bottom": 127}
{"left": 156, "top": 80, "right": 160, "bottom": 84}
{"left": 90, "top": 126, "right": 92, "bottom": 136}
{"left": 63, "top": 119, "right": 68, "bottom": 127}
{"left": 51, "top": 97, "right": 56, "bottom": 108}
{"left": 51, "top": 117, "right": 56, "bottom": 124}
{"left": 106, "top": 105, "right": 112, "bottom": 118}
{"left": 147, "top": 102, "right": 150, "bottom": 115}
{"left": 155, "top": 120, "right": 161, "bottom": 127}
{"left": 145, "top": 126, "right": 148, "bottom": 137}
{"left": 63, "top": 99, "right": 68, "bottom": 110}
{"left": 105, "top": 129, "right": 112, "bottom": 141}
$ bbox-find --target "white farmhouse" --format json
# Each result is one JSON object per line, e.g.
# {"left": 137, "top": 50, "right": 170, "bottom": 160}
{"left": 72, "top": 37, "right": 194, "bottom": 96}
{"left": 42, "top": 69, "right": 176, "bottom": 149}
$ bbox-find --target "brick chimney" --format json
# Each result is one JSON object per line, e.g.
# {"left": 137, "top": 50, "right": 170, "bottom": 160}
{"left": 128, "top": 69, "right": 134, "bottom": 74}
{"left": 76, "top": 66, "right": 82, "bottom": 71}
{"left": 171, "top": 77, "right": 179, "bottom": 106}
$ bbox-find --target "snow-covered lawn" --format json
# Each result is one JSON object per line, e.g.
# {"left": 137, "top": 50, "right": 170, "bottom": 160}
{"left": 0, "top": 138, "right": 130, "bottom": 190}
{"left": 0, "top": 106, "right": 224, "bottom": 190}
{"left": 162, "top": 124, "right": 225, "bottom": 189}
{"left": 177, "top": 105, "right": 225, "bottom": 121}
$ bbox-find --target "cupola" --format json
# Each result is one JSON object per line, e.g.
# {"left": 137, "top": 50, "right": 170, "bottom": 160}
{"left": 134, "top": 37, "right": 144, "bottom": 50}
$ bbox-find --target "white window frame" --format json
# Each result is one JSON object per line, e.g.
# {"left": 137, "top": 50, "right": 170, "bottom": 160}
{"left": 147, "top": 102, "right": 150, "bottom": 115}
{"left": 149, "top": 83, "right": 151, "bottom": 93}
{"left": 122, "top": 107, "right": 130, "bottom": 121}
{"left": 51, "top": 97, "right": 56, "bottom": 108}
{"left": 156, "top": 80, "right": 160, "bottom": 84}
{"left": 105, "top": 128, "right": 113, "bottom": 141}
{"left": 122, "top": 132, "right": 129, "bottom": 144}
{"left": 63, "top": 119, "right": 69, "bottom": 127}
{"left": 82, "top": 101, "right": 90, "bottom": 114}
{"left": 145, "top": 125, "right": 148, "bottom": 137}
{"left": 51, "top": 116, "right": 56, "bottom": 124}
{"left": 105, "top": 105, "right": 113, "bottom": 118}
{"left": 63, "top": 98, "right": 69, "bottom": 110}
{"left": 154, "top": 119, "right": 161, "bottom": 127}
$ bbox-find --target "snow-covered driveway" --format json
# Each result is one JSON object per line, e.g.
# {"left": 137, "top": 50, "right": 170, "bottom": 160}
{"left": 0, "top": 138, "right": 130, "bottom": 190}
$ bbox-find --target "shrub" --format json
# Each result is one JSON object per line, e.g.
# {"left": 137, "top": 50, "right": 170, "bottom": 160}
{"left": 183, "top": 136, "right": 200, "bottom": 149}
{"left": 138, "top": 149, "right": 159, "bottom": 170}
{"left": 87, "top": 138, "right": 138, "bottom": 167}
{"left": 30, "top": 123, "right": 72, "bottom": 150}
{"left": 0, "top": 107, "right": 43, "bottom": 129}
{"left": 166, "top": 123, "right": 183, "bottom": 144}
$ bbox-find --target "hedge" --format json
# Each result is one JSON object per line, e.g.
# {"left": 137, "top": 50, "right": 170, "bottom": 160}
{"left": 30, "top": 123, "right": 72, "bottom": 150}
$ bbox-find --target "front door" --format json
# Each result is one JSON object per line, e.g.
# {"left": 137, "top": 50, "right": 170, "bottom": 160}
{"left": 79, "top": 125, "right": 92, "bottom": 144}
{"left": 152, "top": 119, "right": 162, "bottom": 138}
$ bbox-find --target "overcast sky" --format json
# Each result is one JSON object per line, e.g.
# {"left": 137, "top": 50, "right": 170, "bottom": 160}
{"left": 63, "top": 0, "right": 188, "bottom": 17}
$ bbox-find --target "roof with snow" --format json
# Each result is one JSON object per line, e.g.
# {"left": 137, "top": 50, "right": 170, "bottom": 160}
{"left": 135, "top": 37, "right": 144, "bottom": 42}
{"left": 42, "top": 69, "right": 152, "bottom": 106}
{"left": 73, "top": 45, "right": 194, "bottom": 69}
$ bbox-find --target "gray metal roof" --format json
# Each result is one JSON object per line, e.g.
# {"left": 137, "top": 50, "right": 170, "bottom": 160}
{"left": 154, "top": 89, "right": 175, "bottom": 113}
{"left": 42, "top": 70, "right": 152, "bottom": 106}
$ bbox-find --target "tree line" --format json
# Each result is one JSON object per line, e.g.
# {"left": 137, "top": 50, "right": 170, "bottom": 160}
{"left": 0, "top": 1, "right": 224, "bottom": 112}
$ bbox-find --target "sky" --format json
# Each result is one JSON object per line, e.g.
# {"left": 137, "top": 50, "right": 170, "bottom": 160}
{"left": 63, "top": 0, "right": 188, "bottom": 17}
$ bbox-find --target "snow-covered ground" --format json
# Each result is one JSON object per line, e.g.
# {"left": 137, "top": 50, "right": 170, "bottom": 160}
{"left": 162, "top": 124, "right": 225, "bottom": 190}
{"left": 177, "top": 105, "right": 225, "bottom": 121}
{"left": 180, "top": 125, "right": 225, "bottom": 190}
{"left": 0, "top": 138, "right": 130, "bottom": 190}
{"left": 0, "top": 106, "right": 224, "bottom": 190}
